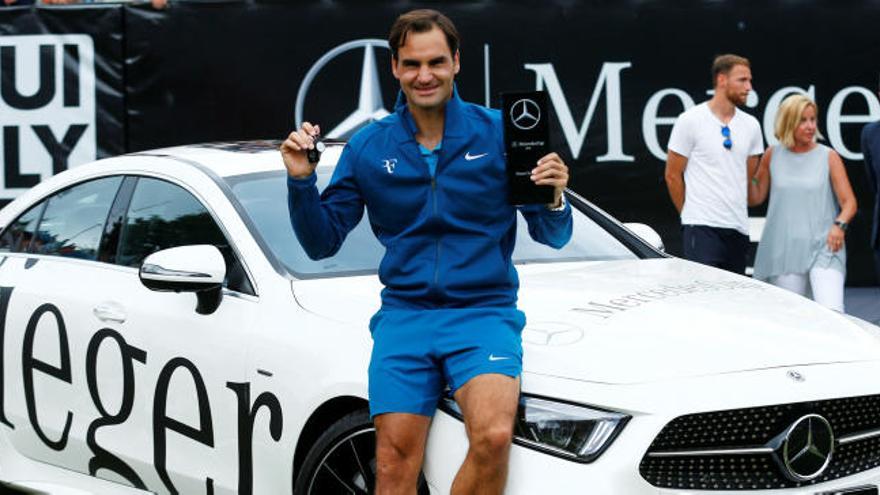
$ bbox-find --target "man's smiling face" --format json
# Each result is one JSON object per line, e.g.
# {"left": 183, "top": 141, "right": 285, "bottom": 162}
{"left": 391, "top": 26, "right": 460, "bottom": 111}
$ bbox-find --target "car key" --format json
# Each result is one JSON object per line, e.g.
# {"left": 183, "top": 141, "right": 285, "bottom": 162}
{"left": 307, "top": 132, "right": 326, "bottom": 164}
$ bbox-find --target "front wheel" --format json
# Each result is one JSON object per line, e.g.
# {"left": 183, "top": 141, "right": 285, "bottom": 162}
{"left": 293, "top": 408, "right": 430, "bottom": 494}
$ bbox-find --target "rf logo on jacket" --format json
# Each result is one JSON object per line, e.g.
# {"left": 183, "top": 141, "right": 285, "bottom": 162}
{"left": 382, "top": 158, "right": 397, "bottom": 174}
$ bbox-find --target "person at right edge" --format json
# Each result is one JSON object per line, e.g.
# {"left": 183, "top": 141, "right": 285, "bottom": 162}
{"left": 862, "top": 73, "right": 880, "bottom": 285}
{"left": 750, "top": 94, "right": 857, "bottom": 311}
{"left": 665, "top": 54, "right": 764, "bottom": 274}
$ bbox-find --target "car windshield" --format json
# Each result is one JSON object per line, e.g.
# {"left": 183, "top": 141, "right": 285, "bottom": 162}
{"left": 227, "top": 169, "right": 637, "bottom": 278}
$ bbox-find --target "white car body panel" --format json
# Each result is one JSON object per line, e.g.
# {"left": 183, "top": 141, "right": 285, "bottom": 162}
{"left": 0, "top": 144, "right": 877, "bottom": 494}
{"left": 293, "top": 257, "right": 880, "bottom": 384}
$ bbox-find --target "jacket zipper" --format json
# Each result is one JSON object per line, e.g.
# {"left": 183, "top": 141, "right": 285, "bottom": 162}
{"left": 432, "top": 171, "right": 441, "bottom": 288}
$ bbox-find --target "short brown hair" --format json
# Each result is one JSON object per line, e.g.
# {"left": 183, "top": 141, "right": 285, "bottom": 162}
{"left": 388, "top": 9, "right": 460, "bottom": 60}
{"left": 712, "top": 54, "right": 750, "bottom": 86}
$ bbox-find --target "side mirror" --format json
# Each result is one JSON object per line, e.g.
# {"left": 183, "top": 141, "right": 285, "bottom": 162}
{"left": 623, "top": 223, "right": 665, "bottom": 252}
{"left": 139, "top": 245, "right": 226, "bottom": 315}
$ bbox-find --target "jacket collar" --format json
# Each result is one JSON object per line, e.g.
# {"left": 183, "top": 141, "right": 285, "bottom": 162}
{"left": 392, "top": 85, "right": 467, "bottom": 143}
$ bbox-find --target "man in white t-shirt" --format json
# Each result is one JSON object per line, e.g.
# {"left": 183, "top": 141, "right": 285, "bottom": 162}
{"left": 665, "top": 54, "right": 764, "bottom": 274}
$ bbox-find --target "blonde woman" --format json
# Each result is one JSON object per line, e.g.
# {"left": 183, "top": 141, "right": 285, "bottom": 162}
{"left": 750, "top": 94, "right": 857, "bottom": 310}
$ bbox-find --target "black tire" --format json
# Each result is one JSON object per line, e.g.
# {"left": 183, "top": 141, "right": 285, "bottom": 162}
{"left": 293, "top": 408, "right": 429, "bottom": 494}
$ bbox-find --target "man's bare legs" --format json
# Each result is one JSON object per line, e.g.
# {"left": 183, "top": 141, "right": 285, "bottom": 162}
{"left": 451, "top": 374, "right": 520, "bottom": 495}
{"left": 373, "top": 374, "right": 518, "bottom": 494}
{"left": 374, "top": 413, "right": 431, "bottom": 494}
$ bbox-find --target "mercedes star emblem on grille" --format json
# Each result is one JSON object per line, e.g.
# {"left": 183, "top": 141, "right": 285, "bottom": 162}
{"left": 777, "top": 414, "right": 835, "bottom": 482}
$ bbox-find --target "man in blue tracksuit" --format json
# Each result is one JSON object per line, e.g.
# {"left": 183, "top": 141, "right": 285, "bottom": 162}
{"left": 282, "top": 9, "right": 572, "bottom": 494}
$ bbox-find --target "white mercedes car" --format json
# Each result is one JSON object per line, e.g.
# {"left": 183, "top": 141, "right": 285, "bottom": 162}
{"left": 0, "top": 141, "right": 879, "bottom": 495}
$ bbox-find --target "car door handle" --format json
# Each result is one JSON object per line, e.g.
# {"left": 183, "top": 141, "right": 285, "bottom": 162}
{"left": 93, "top": 303, "right": 127, "bottom": 324}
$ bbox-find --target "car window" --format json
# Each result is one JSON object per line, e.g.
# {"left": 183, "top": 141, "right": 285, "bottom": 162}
{"left": 230, "top": 172, "right": 385, "bottom": 277}
{"left": 29, "top": 177, "right": 123, "bottom": 260}
{"left": 117, "top": 177, "right": 253, "bottom": 294}
{"left": 0, "top": 201, "right": 47, "bottom": 253}
{"left": 227, "top": 170, "right": 637, "bottom": 278}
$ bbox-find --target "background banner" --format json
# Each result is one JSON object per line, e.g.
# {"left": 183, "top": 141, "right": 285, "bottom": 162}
{"left": 0, "top": 5, "right": 124, "bottom": 200}
{"left": 2, "top": 1, "right": 880, "bottom": 284}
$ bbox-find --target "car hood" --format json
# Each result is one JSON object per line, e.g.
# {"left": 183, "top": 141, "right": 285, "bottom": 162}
{"left": 292, "top": 258, "right": 880, "bottom": 385}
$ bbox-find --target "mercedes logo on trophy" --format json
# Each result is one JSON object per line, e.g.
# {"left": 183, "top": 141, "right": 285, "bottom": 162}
{"left": 509, "top": 98, "right": 541, "bottom": 130}
{"left": 501, "top": 91, "right": 554, "bottom": 205}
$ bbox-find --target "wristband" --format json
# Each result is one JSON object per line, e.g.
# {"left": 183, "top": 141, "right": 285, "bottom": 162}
{"left": 547, "top": 195, "right": 566, "bottom": 212}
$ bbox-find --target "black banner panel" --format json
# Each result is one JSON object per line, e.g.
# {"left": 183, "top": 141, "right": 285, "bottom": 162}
{"left": 0, "top": 5, "right": 124, "bottom": 203}
{"left": 5, "top": 1, "right": 880, "bottom": 283}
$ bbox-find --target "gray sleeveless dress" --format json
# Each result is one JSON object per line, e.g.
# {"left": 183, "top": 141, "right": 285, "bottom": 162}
{"left": 753, "top": 144, "right": 845, "bottom": 281}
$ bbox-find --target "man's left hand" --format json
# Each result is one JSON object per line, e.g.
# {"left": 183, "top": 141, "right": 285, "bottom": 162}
{"left": 531, "top": 152, "right": 569, "bottom": 208}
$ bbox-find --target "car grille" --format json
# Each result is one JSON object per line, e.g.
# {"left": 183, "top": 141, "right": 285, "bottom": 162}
{"left": 639, "top": 394, "right": 880, "bottom": 490}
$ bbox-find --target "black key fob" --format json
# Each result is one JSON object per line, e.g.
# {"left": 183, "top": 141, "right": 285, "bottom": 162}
{"left": 307, "top": 136, "right": 326, "bottom": 164}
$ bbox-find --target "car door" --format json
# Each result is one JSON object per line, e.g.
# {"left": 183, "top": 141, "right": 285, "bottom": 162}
{"left": 0, "top": 173, "right": 259, "bottom": 495}
{"left": 92, "top": 174, "right": 259, "bottom": 495}
{"left": 0, "top": 175, "right": 144, "bottom": 484}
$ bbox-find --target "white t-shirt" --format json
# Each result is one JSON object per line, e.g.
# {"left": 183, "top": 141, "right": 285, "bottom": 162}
{"left": 667, "top": 102, "right": 764, "bottom": 235}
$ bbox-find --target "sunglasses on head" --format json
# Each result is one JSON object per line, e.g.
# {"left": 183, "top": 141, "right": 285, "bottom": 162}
{"left": 721, "top": 126, "right": 732, "bottom": 150}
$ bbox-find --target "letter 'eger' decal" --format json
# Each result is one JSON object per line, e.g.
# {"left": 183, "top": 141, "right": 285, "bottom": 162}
{"left": 86, "top": 328, "right": 148, "bottom": 489}
{"left": 227, "top": 381, "right": 283, "bottom": 495}
{"left": 0, "top": 286, "right": 15, "bottom": 428}
{"left": 22, "top": 303, "right": 73, "bottom": 451}
{"left": 0, "top": 287, "right": 289, "bottom": 494}
{"left": 153, "top": 357, "right": 215, "bottom": 494}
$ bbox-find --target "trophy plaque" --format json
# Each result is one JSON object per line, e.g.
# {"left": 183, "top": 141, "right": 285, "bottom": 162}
{"left": 501, "top": 91, "right": 555, "bottom": 205}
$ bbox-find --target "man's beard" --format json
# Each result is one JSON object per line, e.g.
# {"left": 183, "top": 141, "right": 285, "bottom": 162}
{"left": 726, "top": 89, "right": 747, "bottom": 106}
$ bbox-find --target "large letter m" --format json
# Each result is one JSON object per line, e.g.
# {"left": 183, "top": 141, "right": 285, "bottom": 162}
{"left": 524, "top": 62, "right": 632, "bottom": 162}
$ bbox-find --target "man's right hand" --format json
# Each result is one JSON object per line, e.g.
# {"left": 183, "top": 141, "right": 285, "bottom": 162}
{"left": 281, "top": 122, "right": 321, "bottom": 179}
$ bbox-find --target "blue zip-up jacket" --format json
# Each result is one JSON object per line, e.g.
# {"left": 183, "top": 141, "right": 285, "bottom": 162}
{"left": 287, "top": 89, "right": 573, "bottom": 310}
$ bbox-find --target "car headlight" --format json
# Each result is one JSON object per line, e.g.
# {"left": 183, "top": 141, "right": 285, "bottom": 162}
{"left": 439, "top": 394, "right": 629, "bottom": 463}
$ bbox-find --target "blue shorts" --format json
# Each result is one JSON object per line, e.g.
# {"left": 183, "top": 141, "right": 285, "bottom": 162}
{"left": 367, "top": 307, "right": 525, "bottom": 418}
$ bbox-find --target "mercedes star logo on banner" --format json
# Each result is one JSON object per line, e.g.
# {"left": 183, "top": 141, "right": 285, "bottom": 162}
{"left": 509, "top": 98, "right": 541, "bottom": 130}
{"left": 294, "top": 39, "right": 392, "bottom": 140}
